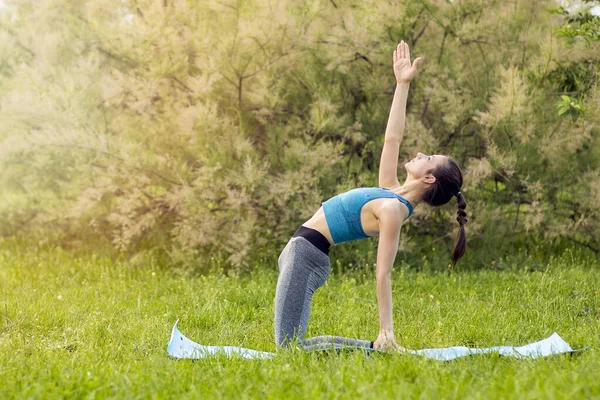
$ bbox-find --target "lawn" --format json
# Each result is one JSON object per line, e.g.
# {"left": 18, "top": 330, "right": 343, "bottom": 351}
{"left": 1, "top": 241, "right": 598, "bottom": 399}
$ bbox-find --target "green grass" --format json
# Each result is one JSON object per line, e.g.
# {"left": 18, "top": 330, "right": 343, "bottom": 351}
{"left": 0, "top": 241, "right": 598, "bottom": 399}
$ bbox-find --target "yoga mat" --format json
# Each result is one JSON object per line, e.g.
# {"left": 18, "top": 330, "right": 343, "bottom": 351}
{"left": 167, "top": 320, "right": 588, "bottom": 361}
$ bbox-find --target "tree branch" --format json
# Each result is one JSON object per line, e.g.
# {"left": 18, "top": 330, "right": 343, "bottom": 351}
{"left": 438, "top": 29, "right": 448, "bottom": 65}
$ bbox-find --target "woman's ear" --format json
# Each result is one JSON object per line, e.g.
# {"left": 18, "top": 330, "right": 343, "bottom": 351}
{"left": 422, "top": 174, "right": 436, "bottom": 185}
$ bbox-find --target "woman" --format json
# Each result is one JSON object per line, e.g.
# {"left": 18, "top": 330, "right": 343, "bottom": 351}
{"left": 274, "top": 40, "right": 468, "bottom": 353}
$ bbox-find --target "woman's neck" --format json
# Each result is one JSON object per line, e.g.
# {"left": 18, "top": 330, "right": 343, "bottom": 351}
{"left": 394, "top": 178, "right": 425, "bottom": 208}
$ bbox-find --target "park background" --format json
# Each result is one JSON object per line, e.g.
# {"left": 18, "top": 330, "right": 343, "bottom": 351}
{"left": 1, "top": 0, "right": 599, "bottom": 398}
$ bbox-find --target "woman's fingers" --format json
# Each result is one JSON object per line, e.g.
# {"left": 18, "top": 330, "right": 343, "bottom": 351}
{"left": 394, "top": 40, "right": 413, "bottom": 61}
{"left": 412, "top": 57, "right": 423, "bottom": 69}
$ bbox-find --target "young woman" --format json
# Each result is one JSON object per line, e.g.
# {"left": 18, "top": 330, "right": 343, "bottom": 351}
{"left": 274, "top": 40, "right": 467, "bottom": 353}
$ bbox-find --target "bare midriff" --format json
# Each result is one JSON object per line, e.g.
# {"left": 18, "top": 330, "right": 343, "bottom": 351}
{"left": 301, "top": 197, "right": 401, "bottom": 246}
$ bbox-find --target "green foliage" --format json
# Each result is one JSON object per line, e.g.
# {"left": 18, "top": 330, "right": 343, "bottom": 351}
{"left": 551, "top": 3, "right": 600, "bottom": 46}
{"left": 556, "top": 95, "right": 585, "bottom": 121}
{"left": 0, "top": 0, "right": 599, "bottom": 270}
{"left": 0, "top": 242, "right": 598, "bottom": 398}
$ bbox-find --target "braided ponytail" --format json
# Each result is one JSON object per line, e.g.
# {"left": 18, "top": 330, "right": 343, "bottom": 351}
{"left": 450, "top": 192, "right": 467, "bottom": 268}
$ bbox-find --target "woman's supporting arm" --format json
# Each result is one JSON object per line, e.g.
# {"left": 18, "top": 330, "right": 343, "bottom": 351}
{"left": 375, "top": 205, "right": 403, "bottom": 331}
{"left": 372, "top": 205, "right": 406, "bottom": 353}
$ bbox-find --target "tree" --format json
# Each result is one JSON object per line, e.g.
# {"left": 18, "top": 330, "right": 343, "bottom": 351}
{"left": 1, "top": 0, "right": 599, "bottom": 269}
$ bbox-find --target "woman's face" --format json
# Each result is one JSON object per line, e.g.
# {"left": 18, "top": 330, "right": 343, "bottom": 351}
{"left": 404, "top": 152, "right": 448, "bottom": 181}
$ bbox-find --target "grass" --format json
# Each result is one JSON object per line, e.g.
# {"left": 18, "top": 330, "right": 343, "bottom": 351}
{"left": 0, "top": 240, "right": 598, "bottom": 399}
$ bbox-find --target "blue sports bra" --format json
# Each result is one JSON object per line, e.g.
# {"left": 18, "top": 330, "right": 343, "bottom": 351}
{"left": 321, "top": 187, "right": 414, "bottom": 245}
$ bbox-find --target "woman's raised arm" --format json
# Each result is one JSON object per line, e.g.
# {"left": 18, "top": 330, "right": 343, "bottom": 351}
{"left": 378, "top": 40, "right": 423, "bottom": 188}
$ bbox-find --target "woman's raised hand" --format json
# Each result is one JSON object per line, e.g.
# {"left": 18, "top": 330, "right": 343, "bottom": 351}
{"left": 393, "top": 40, "right": 423, "bottom": 83}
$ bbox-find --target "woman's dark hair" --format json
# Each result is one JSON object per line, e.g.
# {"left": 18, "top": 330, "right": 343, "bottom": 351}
{"left": 421, "top": 157, "right": 467, "bottom": 268}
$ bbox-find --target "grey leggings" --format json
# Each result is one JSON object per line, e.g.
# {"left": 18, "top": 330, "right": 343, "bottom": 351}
{"left": 274, "top": 236, "right": 373, "bottom": 351}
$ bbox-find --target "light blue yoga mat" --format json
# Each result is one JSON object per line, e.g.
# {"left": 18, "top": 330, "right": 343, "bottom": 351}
{"left": 167, "top": 320, "right": 588, "bottom": 361}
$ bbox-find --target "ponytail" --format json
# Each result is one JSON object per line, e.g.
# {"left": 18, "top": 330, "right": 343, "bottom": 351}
{"left": 450, "top": 192, "right": 467, "bottom": 268}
